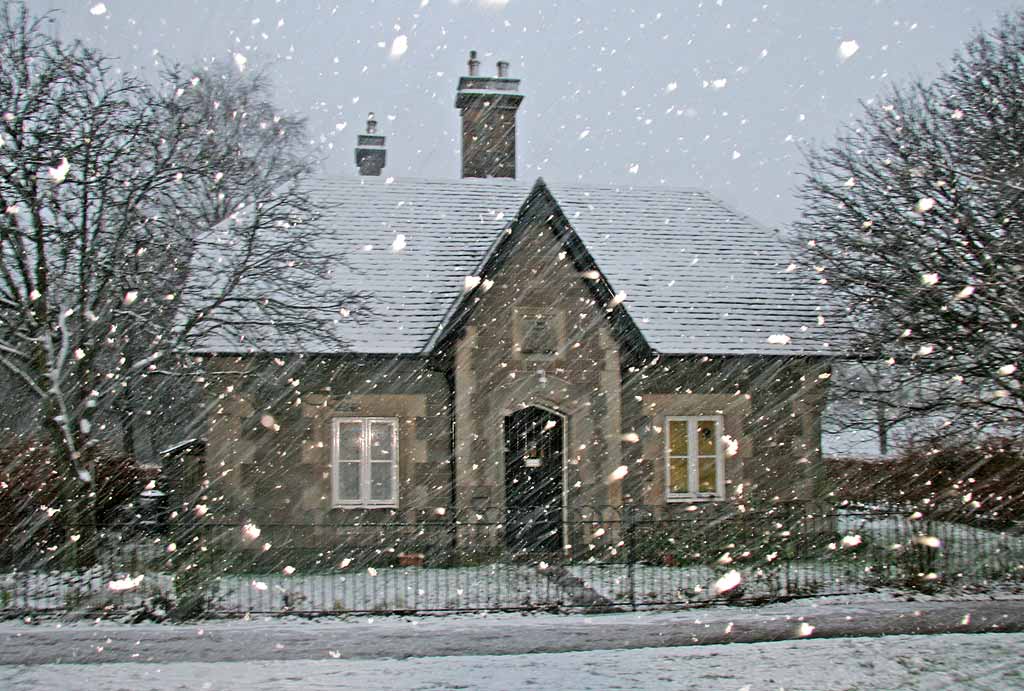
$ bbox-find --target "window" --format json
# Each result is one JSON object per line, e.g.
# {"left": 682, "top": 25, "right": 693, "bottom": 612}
{"left": 331, "top": 418, "right": 398, "bottom": 508}
{"left": 665, "top": 416, "right": 725, "bottom": 500}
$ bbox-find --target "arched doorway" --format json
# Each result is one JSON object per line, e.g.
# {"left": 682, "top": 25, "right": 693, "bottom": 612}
{"left": 503, "top": 405, "right": 564, "bottom": 554}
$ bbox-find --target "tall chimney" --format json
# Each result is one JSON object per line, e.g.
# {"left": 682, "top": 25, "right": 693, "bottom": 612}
{"left": 454, "top": 51, "right": 523, "bottom": 179}
{"left": 355, "top": 112, "right": 386, "bottom": 176}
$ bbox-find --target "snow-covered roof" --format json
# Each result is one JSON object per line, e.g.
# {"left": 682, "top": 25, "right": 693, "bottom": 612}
{"left": 196, "top": 176, "right": 839, "bottom": 356}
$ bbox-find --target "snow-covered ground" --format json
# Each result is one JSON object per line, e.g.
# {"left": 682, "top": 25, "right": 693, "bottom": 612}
{"left": 1, "top": 563, "right": 566, "bottom": 614}
{"left": 1, "top": 631, "right": 1022, "bottom": 690}
{"left": 4, "top": 513, "right": 1021, "bottom": 615}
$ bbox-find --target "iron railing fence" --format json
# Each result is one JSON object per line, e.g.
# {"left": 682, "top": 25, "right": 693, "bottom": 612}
{"left": 1, "top": 504, "right": 1022, "bottom": 616}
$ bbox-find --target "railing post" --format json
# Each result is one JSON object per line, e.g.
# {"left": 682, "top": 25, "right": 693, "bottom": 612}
{"left": 624, "top": 503, "right": 636, "bottom": 611}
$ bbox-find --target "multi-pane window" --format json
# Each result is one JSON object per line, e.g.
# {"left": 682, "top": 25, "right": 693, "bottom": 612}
{"left": 665, "top": 416, "right": 724, "bottom": 500}
{"left": 331, "top": 418, "right": 398, "bottom": 508}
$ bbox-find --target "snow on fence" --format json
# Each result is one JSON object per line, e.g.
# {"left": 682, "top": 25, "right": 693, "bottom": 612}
{"left": 1, "top": 505, "right": 1022, "bottom": 617}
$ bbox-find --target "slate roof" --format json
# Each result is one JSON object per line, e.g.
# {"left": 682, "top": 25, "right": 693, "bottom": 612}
{"left": 197, "top": 175, "right": 839, "bottom": 356}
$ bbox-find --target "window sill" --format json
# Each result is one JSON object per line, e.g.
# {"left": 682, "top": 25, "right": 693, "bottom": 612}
{"left": 666, "top": 495, "right": 726, "bottom": 503}
{"left": 521, "top": 353, "right": 559, "bottom": 362}
{"left": 332, "top": 503, "right": 399, "bottom": 510}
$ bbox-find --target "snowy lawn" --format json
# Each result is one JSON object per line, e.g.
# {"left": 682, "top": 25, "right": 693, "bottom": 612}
{"left": 0, "top": 564, "right": 569, "bottom": 614}
{"left": 212, "top": 564, "right": 565, "bottom": 612}
{"left": 570, "top": 561, "right": 864, "bottom": 605}
{"left": 563, "top": 513, "right": 1024, "bottom": 607}
{"left": 1, "top": 632, "right": 1022, "bottom": 690}
{"left": 4, "top": 514, "right": 1022, "bottom": 615}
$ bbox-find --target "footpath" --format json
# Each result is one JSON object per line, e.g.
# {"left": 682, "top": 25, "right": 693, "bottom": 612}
{"left": 1, "top": 594, "right": 1023, "bottom": 665}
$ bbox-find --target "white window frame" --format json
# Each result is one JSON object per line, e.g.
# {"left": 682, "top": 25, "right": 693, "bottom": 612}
{"left": 664, "top": 415, "right": 726, "bottom": 501}
{"left": 331, "top": 417, "right": 399, "bottom": 509}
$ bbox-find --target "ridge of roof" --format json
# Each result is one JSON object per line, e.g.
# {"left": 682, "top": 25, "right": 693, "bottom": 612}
{"left": 301, "top": 174, "right": 716, "bottom": 196}
{"left": 192, "top": 174, "right": 844, "bottom": 357}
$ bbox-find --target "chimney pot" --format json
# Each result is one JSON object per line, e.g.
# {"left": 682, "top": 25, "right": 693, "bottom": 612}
{"left": 468, "top": 50, "right": 480, "bottom": 76}
{"left": 497, "top": 61, "right": 509, "bottom": 78}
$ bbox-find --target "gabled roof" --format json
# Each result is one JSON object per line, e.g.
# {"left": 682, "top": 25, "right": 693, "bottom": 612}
{"left": 196, "top": 176, "right": 839, "bottom": 356}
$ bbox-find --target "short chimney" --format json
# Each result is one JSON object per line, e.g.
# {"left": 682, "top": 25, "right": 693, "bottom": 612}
{"left": 355, "top": 112, "right": 386, "bottom": 176}
{"left": 454, "top": 51, "right": 523, "bottom": 179}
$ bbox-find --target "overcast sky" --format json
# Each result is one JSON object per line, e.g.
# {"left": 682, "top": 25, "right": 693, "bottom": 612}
{"left": 38, "top": 0, "right": 1024, "bottom": 227}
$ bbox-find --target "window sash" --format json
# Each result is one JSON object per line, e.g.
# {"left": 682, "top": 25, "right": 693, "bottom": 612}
{"left": 664, "top": 416, "right": 724, "bottom": 500}
{"left": 332, "top": 417, "right": 398, "bottom": 508}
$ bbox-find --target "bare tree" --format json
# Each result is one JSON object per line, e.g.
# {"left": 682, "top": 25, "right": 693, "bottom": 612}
{"left": 0, "top": 1, "right": 348, "bottom": 539}
{"left": 795, "top": 11, "right": 1024, "bottom": 443}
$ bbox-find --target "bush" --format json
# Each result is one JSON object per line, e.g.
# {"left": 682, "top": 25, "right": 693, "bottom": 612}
{"left": 825, "top": 437, "right": 1024, "bottom": 527}
{"left": 0, "top": 438, "right": 143, "bottom": 565}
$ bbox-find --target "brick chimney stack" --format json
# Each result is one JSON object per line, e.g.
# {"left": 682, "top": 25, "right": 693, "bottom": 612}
{"left": 455, "top": 51, "right": 523, "bottom": 179}
{"left": 355, "top": 112, "right": 386, "bottom": 176}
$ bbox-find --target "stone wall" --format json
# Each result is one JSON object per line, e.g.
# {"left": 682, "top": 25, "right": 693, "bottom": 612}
{"left": 621, "top": 355, "right": 830, "bottom": 516}
{"left": 202, "top": 355, "right": 453, "bottom": 551}
{"left": 449, "top": 217, "right": 625, "bottom": 554}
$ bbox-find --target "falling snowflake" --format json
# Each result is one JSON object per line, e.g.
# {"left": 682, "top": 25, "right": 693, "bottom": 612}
{"left": 47, "top": 158, "right": 70, "bottom": 183}
{"left": 108, "top": 575, "right": 144, "bottom": 592}
{"left": 391, "top": 234, "right": 407, "bottom": 252}
{"left": 89, "top": 3, "right": 107, "bottom": 16}
{"left": 838, "top": 40, "right": 860, "bottom": 61}
{"left": 712, "top": 569, "right": 741, "bottom": 595}
{"left": 920, "top": 272, "right": 939, "bottom": 286}
{"left": 797, "top": 622, "right": 815, "bottom": 637}
{"left": 609, "top": 465, "right": 628, "bottom": 481}
{"left": 390, "top": 35, "right": 408, "bottom": 58}
{"left": 242, "top": 523, "right": 262, "bottom": 540}
{"left": 233, "top": 53, "right": 248, "bottom": 72}
{"left": 840, "top": 534, "right": 862, "bottom": 548}
{"left": 767, "top": 334, "right": 791, "bottom": 345}
{"left": 915, "top": 197, "right": 936, "bottom": 213}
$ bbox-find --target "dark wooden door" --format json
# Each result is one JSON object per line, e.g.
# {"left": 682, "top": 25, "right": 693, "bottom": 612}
{"left": 504, "top": 406, "right": 564, "bottom": 553}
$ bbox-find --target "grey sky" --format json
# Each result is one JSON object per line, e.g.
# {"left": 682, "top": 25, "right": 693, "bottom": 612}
{"left": 38, "top": 0, "right": 1024, "bottom": 226}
